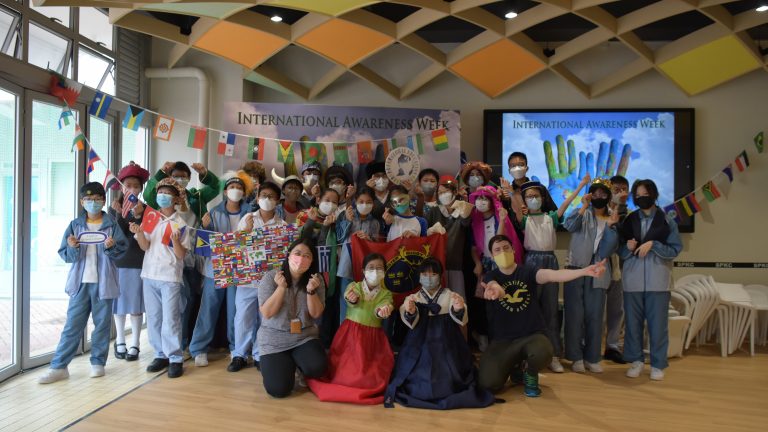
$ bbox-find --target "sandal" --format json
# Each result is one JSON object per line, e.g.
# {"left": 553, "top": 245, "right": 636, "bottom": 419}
{"left": 126, "top": 346, "right": 140, "bottom": 362}
{"left": 114, "top": 342, "right": 127, "bottom": 360}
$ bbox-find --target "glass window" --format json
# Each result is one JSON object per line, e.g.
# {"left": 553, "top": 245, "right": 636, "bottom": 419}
{"left": 122, "top": 126, "right": 148, "bottom": 168}
{"left": 0, "top": 6, "right": 22, "bottom": 58}
{"left": 30, "top": 3, "right": 70, "bottom": 28}
{"left": 28, "top": 22, "right": 71, "bottom": 77}
{"left": 0, "top": 87, "right": 17, "bottom": 371}
{"left": 78, "top": 45, "right": 115, "bottom": 94}
{"left": 78, "top": 8, "right": 112, "bottom": 49}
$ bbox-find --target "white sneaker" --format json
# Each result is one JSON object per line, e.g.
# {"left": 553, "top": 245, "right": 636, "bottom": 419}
{"left": 626, "top": 361, "right": 644, "bottom": 378}
{"left": 650, "top": 367, "right": 665, "bottom": 381}
{"left": 585, "top": 361, "right": 604, "bottom": 373}
{"left": 549, "top": 357, "right": 564, "bottom": 373}
{"left": 38, "top": 368, "right": 69, "bottom": 384}
{"left": 90, "top": 365, "right": 105, "bottom": 378}
{"left": 195, "top": 353, "right": 209, "bottom": 367}
{"left": 571, "top": 360, "right": 585, "bottom": 373}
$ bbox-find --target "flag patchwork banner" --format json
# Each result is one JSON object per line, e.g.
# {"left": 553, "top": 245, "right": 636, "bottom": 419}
{"left": 376, "top": 139, "right": 390, "bottom": 158}
{"left": 317, "top": 245, "right": 332, "bottom": 273}
{"left": 734, "top": 150, "right": 749, "bottom": 172}
{"left": 89, "top": 92, "right": 113, "bottom": 119}
{"left": 702, "top": 181, "right": 721, "bottom": 202}
{"left": 218, "top": 132, "right": 236, "bottom": 156}
{"left": 187, "top": 126, "right": 207, "bottom": 150}
{"left": 103, "top": 170, "right": 118, "bottom": 190}
{"left": 357, "top": 140, "right": 373, "bottom": 164}
{"left": 277, "top": 140, "right": 294, "bottom": 163}
{"left": 755, "top": 131, "right": 764, "bottom": 154}
{"left": 431, "top": 129, "right": 449, "bottom": 151}
{"left": 663, "top": 203, "right": 681, "bottom": 223}
{"left": 140, "top": 207, "right": 163, "bottom": 234}
{"left": 721, "top": 164, "right": 733, "bottom": 182}
{"left": 58, "top": 110, "right": 72, "bottom": 129}
{"left": 86, "top": 148, "right": 100, "bottom": 175}
{"left": 123, "top": 105, "right": 145, "bottom": 131}
{"left": 72, "top": 124, "right": 85, "bottom": 152}
{"left": 122, "top": 192, "right": 139, "bottom": 218}
{"left": 154, "top": 115, "right": 175, "bottom": 141}
{"left": 333, "top": 143, "right": 350, "bottom": 165}
{"left": 247, "top": 137, "right": 265, "bottom": 161}
{"left": 195, "top": 230, "right": 211, "bottom": 257}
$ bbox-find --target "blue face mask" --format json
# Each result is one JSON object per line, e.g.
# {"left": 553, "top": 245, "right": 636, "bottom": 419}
{"left": 156, "top": 193, "right": 175, "bottom": 209}
{"left": 83, "top": 200, "right": 104, "bottom": 214}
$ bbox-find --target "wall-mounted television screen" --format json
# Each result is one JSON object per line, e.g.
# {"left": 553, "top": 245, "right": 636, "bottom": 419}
{"left": 484, "top": 109, "right": 695, "bottom": 233}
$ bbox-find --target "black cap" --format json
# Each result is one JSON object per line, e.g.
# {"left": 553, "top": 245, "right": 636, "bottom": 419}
{"left": 365, "top": 161, "right": 385, "bottom": 178}
{"left": 80, "top": 181, "right": 106, "bottom": 198}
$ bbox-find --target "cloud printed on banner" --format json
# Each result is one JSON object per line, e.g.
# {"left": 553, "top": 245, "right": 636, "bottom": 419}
{"left": 620, "top": 112, "right": 675, "bottom": 205}
{"left": 315, "top": 128, "right": 373, "bottom": 144}
{"left": 502, "top": 113, "right": 545, "bottom": 181}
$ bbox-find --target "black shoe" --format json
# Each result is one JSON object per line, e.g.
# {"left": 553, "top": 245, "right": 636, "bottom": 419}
{"left": 114, "top": 342, "right": 127, "bottom": 360}
{"left": 146, "top": 358, "right": 170, "bottom": 372}
{"left": 604, "top": 348, "right": 627, "bottom": 364}
{"left": 254, "top": 360, "right": 260, "bottom": 371}
{"left": 227, "top": 356, "right": 247, "bottom": 372}
{"left": 126, "top": 346, "right": 140, "bottom": 362}
{"left": 168, "top": 363, "right": 184, "bottom": 378}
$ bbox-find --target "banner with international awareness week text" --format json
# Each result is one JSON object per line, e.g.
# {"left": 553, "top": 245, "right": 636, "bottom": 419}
{"left": 222, "top": 103, "right": 461, "bottom": 182}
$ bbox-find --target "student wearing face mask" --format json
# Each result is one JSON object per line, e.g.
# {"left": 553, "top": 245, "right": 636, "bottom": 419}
{"left": 562, "top": 178, "right": 620, "bottom": 374}
{"left": 619, "top": 179, "right": 682, "bottom": 381}
{"left": 516, "top": 177, "right": 588, "bottom": 373}
{"left": 325, "top": 165, "right": 355, "bottom": 217}
{"left": 364, "top": 162, "right": 391, "bottom": 221}
{"left": 385, "top": 258, "right": 495, "bottom": 409}
{"left": 39, "top": 183, "right": 129, "bottom": 384}
{"left": 336, "top": 188, "right": 382, "bottom": 323}
{"left": 228, "top": 182, "right": 287, "bottom": 372}
{"left": 604, "top": 175, "right": 630, "bottom": 364}
{"left": 299, "top": 161, "right": 323, "bottom": 208}
{"left": 383, "top": 185, "right": 428, "bottom": 242}
{"left": 130, "top": 178, "right": 193, "bottom": 378}
{"left": 478, "top": 235, "right": 607, "bottom": 397}
{"left": 108, "top": 162, "right": 150, "bottom": 362}
{"left": 189, "top": 171, "right": 254, "bottom": 368}
{"left": 460, "top": 161, "right": 492, "bottom": 195}
{"left": 414, "top": 168, "right": 439, "bottom": 216}
{"left": 307, "top": 253, "right": 393, "bottom": 404}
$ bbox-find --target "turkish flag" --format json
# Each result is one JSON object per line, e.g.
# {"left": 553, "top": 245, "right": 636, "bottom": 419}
{"left": 140, "top": 206, "right": 163, "bottom": 234}
{"left": 351, "top": 234, "right": 446, "bottom": 308}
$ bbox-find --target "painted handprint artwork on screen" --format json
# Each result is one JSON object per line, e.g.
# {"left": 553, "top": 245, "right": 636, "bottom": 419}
{"left": 502, "top": 112, "right": 675, "bottom": 213}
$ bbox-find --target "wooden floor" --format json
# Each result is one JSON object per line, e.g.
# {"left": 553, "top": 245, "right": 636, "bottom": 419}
{"left": 2, "top": 344, "right": 767, "bottom": 432}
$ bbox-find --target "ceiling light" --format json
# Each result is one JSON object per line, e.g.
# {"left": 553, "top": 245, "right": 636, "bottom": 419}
{"left": 271, "top": 15, "right": 283, "bottom": 22}
{"left": 505, "top": 11, "right": 518, "bottom": 19}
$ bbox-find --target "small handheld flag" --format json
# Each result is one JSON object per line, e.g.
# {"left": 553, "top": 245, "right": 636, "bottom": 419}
{"left": 122, "top": 192, "right": 139, "bottom": 219}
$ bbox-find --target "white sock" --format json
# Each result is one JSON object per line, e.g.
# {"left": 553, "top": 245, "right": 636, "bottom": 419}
{"left": 130, "top": 314, "right": 143, "bottom": 348}
{"left": 114, "top": 315, "right": 126, "bottom": 349}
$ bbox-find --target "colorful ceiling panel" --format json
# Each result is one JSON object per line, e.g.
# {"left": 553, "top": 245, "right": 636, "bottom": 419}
{"left": 295, "top": 19, "right": 393, "bottom": 68}
{"left": 194, "top": 21, "right": 288, "bottom": 69}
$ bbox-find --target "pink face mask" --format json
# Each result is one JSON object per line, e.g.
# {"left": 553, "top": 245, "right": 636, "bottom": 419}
{"left": 288, "top": 254, "right": 312, "bottom": 273}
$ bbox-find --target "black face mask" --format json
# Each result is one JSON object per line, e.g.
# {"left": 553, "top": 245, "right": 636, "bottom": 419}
{"left": 591, "top": 198, "right": 609, "bottom": 209}
{"left": 635, "top": 196, "right": 655, "bottom": 210}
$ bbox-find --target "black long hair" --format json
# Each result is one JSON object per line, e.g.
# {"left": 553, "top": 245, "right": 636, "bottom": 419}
{"left": 280, "top": 237, "right": 318, "bottom": 290}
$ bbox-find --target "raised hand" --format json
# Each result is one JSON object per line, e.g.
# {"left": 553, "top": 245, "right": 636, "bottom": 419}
{"left": 307, "top": 273, "right": 322, "bottom": 292}
{"left": 133, "top": 201, "right": 144, "bottom": 217}
{"left": 345, "top": 205, "right": 354, "bottom": 221}
{"left": 67, "top": 235, "right": 79, "bottom": 248}
{"left": 190, "top": 163, "right": 207, "bottom": 176}
{"left": 311, "top": 184, "right": 321, "bottom": 199}
{"left": 345, "top": 185, "right": 356, "bottom": 201}
{"left": 162, "top": 161, "right": 175, "bottom": 174}
{"left": 323, "top": 212, "right": 337, "bottom": 226}
{"left": 111, "top": 198, "right": 122, "bottom": 213}
{"left": 128, "top": 222, "right": 142, "bottom": 234}
{"left": 243, "top": 213, "right": 255, "bottom": 232}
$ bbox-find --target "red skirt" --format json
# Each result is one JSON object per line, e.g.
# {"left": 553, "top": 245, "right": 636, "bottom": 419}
{"left": 307, "top": 320, "right": 394, "bottom": 404}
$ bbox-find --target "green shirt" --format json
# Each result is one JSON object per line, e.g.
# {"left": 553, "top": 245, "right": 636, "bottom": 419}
{"left": 143, "top": 169, "right": 221, "bottom": 222}
{"left": 344, "top": 281, "right": 393, "bottom": 328}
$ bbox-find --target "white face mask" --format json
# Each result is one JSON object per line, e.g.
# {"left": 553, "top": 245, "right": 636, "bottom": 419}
{"left": 319, "top": 201, "right": 338, "bottom": 216}
{"left": 525, "top": 197, "right": 541, "bottom": 211}
{"left": 226, "top": 189, "right": 244, "bottom": 202}
{"left": 304, "top": 174, "right": 319, "bottom": 186}
{"left": 468, "top": 175, "right": 484, "bottom": 188}
{"left": 438, "top": 192, "right": 454, "bottom": 206}
{"left": 420, "top": 274, "right": 440, "bottom": 290}
{"left": 374, "top": 177, "right": 389, "bottom": 192}
{"left": 509, "top": 166, "right": 527, "bottom": 180}
{"left": 364, "top": 269, "right": 385, "bottom": 287}
{"left": 356, "top": 203, "right": 373, "bottom": 215}
{"left": 330, "top": 183, "right": 346, "bottom": 196}
{"left": 421, "top": 182, "right": 436, "bottom": 195}
{"left": 475, "top": 199, "right": 491, "bottom": 213}
{"left": 258, "top": 198, "right": 276, "bottom": 212}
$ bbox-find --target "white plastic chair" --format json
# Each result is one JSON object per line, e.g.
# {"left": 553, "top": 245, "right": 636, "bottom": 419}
{"left": 668, "top": 316, "right": 691, "bottom": 358}
{"left": 744, "top": 285, "right": 768, "bottom": 346}
{"left": 714, "top": 282, "right": 756, "bottom": 356}
{"left": 675, "top": 273, "right": 708, "bottom": 290}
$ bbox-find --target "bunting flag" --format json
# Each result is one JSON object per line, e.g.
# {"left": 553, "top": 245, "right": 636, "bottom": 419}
{"left": 122, "top": 192, "right": 138, "bottom": 218}
{"left": 390, "top": 138, "right": 399, "bottom": 149}
{"left": 685, "top": 193, "right": 702, "bottom": 214}
{"left": 195, "top": 230, "right": 211, "bottom": 257}
{"left": 187, "top": 126, "right": 207, "bottom": 150}
{"left": 72, "top": 124, "right": 85, "bottom": 152}
{"left": 247, "top": 137, "right": 265, "bottom": 161}
{"left": 357, "top": 140, "right": 373, "bottom": 164}
{"left": 663, "top": 202, "right": 681, "bottom": 223}
{"left": 734, "top": 150, "right": 749, "bottom": 172}
{"left": 317, "top": 245, "right": 332, "bottom": 273}
{"left": 701, "top": 181, "right": 721, "bottom": 202}
{"left": 721, "top": 164, "right": 733, "bottom": 182}
{"left": 277, "top": 140, "right": 294, "bottom": 163}
{"left": 431, "top": 129, "right": 449, "bottom": 151}
{"left": 755, "top": 131, "right": 764, "bottom": 154}
{"left": 153, "top": 115, "right": 174, "bottom": 141}
{"left": 302, "top": 142, "right": 327, "bottom": 165}
{"left": 217, "top": 132, "right": 236, "bottom": 156}
{"left": 140, "top": 206, "right": 163, "bottom": 233}
{"left": 406, "top": 134, "right": 424, "bottom": 154}
{"left": 88, "top": 92, "right": 112, "bottom": 119}
{"left": 86, "top": 148, "right": 100, "bottom": 176}
{"left": 333, "top": 143, "right": 350, "bottom": 165}
{"left": 48, "top": 73, "right": 82, "bottom": 106}
{"left": 122, "top": 105, "right": 145, "bottom": 131}
{"left": 58, "top": 110, "right": 72, "bottom": 129}
{"left": 103, "top": 170, "right": 118, "bottom": 190}
{"left": 679, "top": 197, "right": 693, "bottom": 217}
{"left": 376, "top": 139, "right": 390, "bottom": 158}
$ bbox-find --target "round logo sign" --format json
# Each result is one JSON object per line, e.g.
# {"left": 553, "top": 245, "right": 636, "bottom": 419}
{"left": 77, "top": 231, "right": 107, "bottom": 245}
{"left": 385, "top": 147, "right": 420, "bottom": 186}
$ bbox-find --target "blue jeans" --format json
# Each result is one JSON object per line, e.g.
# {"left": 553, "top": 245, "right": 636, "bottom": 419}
{"left": 143, "top": 278, "right": 185, "bottom": 363}
{"left": 189, "top": 277, "right": 236, "bottom": 356}
{"left": 606, "top": 279, "right": 624, "bottom": 349}
{"left": 564, "top": 276, "right": 606, "bottom": 364}
{"left": 623, "top": 291, "right": 670, "bottom": 369}
{"left": 232, "top": 287, "right": 260, "bottom": 360}
{"left": 50, "top": 283, "right": 113, "bottom": 369}
{"left": 338, "top": 277, "right": 353, "bottom": 324}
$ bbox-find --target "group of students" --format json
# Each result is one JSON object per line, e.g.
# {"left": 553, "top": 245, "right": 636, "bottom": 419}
{"left": 38, "top": 150, "right": 682, "bottom": 409}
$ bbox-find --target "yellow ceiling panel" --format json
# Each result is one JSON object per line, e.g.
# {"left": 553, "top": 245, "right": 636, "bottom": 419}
{"left": 194, "top": 21, "right": 287, "bottom": 69}
{"left": 296, "top": 19, "right": 392, "bottom": 67}
{"left": 450, "top": 39, "right": 545, "bottom": 98}
{"left": 658, "top": 35, "right": 760, "bottom": 95}
{"left": 265, "top": 0, "right": 378, "bottom": 17}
